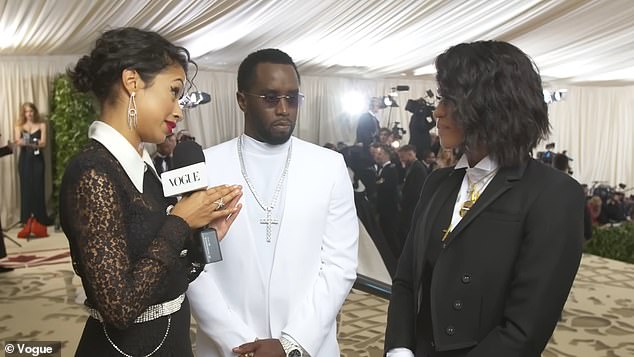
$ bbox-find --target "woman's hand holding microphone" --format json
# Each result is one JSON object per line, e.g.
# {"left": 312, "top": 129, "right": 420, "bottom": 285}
{"left": 171, "top": 184, "right": 243, "bottom": 240}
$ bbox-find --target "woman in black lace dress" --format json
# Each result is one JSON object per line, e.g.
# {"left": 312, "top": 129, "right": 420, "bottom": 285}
{"left": 60, "top": 28, "right": 243, "bottom": 356}
{"left": 14, "top": 102, "right": 50, "bottom": 238}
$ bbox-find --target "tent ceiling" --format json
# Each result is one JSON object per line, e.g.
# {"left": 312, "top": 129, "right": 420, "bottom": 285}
{"left": 1, "top": 0, "right": 633, "bottom": 85}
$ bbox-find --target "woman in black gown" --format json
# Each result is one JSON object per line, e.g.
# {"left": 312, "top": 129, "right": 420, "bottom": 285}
{"left": 14, "top": 102, "right": 50, "bottom": 238}
{"left": 60, "top": 27, "right": 243, "bottom": 356}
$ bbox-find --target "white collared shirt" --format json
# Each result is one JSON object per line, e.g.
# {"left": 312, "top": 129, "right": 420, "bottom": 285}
{"left": 450, "top": 154, "right": 499, "bottom": 231}
{"left": 88, "top": 121, "right": 158, "bottom": 193}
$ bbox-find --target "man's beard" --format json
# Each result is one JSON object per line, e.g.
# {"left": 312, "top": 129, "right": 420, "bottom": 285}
{"left": 257, "top": 121, "right": 295, "bottom": 145}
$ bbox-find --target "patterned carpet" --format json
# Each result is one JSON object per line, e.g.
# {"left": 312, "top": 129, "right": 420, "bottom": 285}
{"left": 1, "top": 228, "right": 633, "bottom": 356}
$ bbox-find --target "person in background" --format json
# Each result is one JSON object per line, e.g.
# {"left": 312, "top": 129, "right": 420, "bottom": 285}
{"left": 554, "top": 153, "right": 591, "bottom": 240}
{"left": 420, "top": 149, "right": 436, "bottom": 173}
{"left": 60, "top": 27, "right": 242, "bottom": 356}
{"left": 385, "top": 40, "right": 584, "bottom": 357}
{"left": 176, "top": 128, "right": 196, "bottom": 143}
{"left": 14, "top": 102, "right": 50, "bottom": 238}
{"left": 436, "top": 147, "right": 458, "bottom": 169}
{"left": 587, "top": 196, "right": 603, "bottom": 226}
{"left": 0, "top": 133, "right": 15, "bottom": 272}
{"left": 323, "top": 142, "right": 337, "bottom": 151}
{"left": 153, "top": 133, "right": 176, "bottom": 175}
{"left": 356, "top": 97, "right": 382, "bottom": 148}
{"left": 397, "top": 144, "right": 428, "bottom": 252}
{"left": 371, "top": 143, "right": 401, "bottom": 259}
{"left": 379, "top": 127, "right": 395, "bottom": 147}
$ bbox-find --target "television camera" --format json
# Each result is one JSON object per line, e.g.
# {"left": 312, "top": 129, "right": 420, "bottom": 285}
{"left": 405, "top": 89, "right": 436, "bottom": 118}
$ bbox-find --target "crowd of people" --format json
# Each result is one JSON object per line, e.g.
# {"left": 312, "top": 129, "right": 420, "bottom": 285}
{"left": 0, "top": 25, "right": 627, "bottom": 357}
{"left": 542, "top": 143, "right": 633, "bottom": 228}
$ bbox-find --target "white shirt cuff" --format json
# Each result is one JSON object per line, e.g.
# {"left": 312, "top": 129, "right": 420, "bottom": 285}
{"left": 386, "top": 348, "right": 415, "bottom": 357}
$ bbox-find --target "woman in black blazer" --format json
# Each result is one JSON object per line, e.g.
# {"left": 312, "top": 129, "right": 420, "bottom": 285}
{"left": 384, "top": 41, "right": 584, "bottom": 357}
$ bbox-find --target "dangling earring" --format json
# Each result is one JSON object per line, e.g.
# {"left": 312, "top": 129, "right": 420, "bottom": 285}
{"left": 127, "top": 92, "right": 137, "bottom": 129}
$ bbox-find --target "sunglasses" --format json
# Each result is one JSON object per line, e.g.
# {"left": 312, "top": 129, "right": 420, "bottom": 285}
{"left": 241, "top": 92, "right": 305, "bottom": 108}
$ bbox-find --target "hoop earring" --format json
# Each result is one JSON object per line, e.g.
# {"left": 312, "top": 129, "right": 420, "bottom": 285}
{"left": 127, "top": 92, "right": 138, "bottom": 129}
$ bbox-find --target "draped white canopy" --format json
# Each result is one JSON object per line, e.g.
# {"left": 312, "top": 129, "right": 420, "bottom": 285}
{"left": 1, "top": 0, "right": 633, "bottom": 224}
{"left": 2, "top": 0, "right": 634, "bottom": 83}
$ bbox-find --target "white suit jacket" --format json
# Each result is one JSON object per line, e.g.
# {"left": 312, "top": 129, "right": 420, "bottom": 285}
{"left": 187, "top": 136, "right": 359, "bottom": 357}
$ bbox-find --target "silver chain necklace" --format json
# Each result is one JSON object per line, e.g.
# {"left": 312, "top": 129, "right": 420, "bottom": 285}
{"left": 237, "top": 134, "right": 292, "bottom": 242}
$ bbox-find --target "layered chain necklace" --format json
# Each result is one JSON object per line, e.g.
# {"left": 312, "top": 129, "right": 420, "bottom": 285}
{"left": 237, "top": 135, "right": 292, "bottom": 242}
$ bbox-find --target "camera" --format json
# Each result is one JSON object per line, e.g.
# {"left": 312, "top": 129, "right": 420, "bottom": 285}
{"left": 405, "top": 98, "right": 435, "bottom": 116}
{"left": 391, "top": 122, "right": 407, "bottom": 139}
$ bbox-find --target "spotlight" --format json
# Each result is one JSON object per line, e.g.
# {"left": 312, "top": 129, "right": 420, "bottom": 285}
{"left": 544, "top": 88, "right": 568, "bottom": 104}
{"left": 342, "top": 91, "right": 366, "bottom": 114}
{"left": 543, "top": 90, "right": 552, "bottom": 104}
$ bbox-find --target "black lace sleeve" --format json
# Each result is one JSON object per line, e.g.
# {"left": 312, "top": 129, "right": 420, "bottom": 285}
{"left": 62, "top": 166, "right": 191, "bottom": 329}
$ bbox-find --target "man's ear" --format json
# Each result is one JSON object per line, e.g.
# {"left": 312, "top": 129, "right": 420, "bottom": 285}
{"left": 236, "top": 91, "right": 247, "bottom": 113}
{"left": 121, "top": 69, "right": 139, "bottom": 94}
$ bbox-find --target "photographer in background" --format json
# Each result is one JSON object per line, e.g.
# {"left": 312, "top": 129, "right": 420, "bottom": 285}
{"left": 407, "top": 92, "right": 436, "bottom": 160}
{"left": 537, "top": 142, "right": 556, "bottom": 165}
{"left": 605, "top": 192, "right": 627, "bottom": 223}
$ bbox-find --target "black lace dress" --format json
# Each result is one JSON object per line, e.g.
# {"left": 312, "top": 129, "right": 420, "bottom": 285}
{"left": 60, "top": 140, "right": 202, "bottom": 356}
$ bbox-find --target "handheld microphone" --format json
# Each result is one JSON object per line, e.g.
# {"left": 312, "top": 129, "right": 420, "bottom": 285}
{"left": 164, "top": 141, "right": 222, "bottom": 264}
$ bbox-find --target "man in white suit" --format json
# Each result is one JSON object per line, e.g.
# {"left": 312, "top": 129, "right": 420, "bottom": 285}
{"left": 187, "top": 48, "right": 359, "bottom": 357}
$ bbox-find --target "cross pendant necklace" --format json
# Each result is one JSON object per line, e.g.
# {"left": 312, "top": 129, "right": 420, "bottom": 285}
{"left": 259, "top": 207, "right": 279, "bottom": 242}
{"left": 237, "top": 135, "right": 292, "bottom": 243}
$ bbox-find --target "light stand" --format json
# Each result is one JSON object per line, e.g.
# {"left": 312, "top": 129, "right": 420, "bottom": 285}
{"left": 2, "top": 220, "right": 23, "bottom": 247}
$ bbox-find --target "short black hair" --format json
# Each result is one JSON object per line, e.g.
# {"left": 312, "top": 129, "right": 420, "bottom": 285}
{"left": 553, "top": 153, "right": 570, "bottom": 172}
{"left": 237, "top": 48, "right": 300, "bottom": 92}
{"left": 379, "top": 127, "right": 392, "bottom": 135}
{"left": 435, "top": 41, "right": 550, "bottom": 167}
{"left": 69, "top": 27, "right": 196, "bottom": 104}
{"left": 398, "top": 144, "right": 417, "bottom": 153}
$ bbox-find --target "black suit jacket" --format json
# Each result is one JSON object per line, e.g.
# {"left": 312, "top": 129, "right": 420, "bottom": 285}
{"left": 400, "top": 160, "right": 428, "bottom": 217}
{"left": 399, "top": 160, "right": 428, "bottom": 237}
{"left": 356, "top": 112, "right": 380, "bottom": 147}
{"left": 385, "top": 159, "right": 584, "bottom": 356}
{"left": 153, "top": 154, "right": 173, "bottom": 176}
{"left": 376, "top": 162, "right": 400, "bottom": 217}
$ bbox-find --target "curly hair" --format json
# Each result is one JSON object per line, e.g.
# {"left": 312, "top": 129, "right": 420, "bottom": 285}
{"left": 237, "top": 48, "right": 300, "bottom": 92}
{"left": 435, "top": 41, "right": 550, "bottom": 167}
{"left": 68, "top": 27, "right": 196, "bottom": 104}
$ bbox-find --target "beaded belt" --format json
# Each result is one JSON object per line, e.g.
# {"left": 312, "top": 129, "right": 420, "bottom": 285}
{"left": 87, "top": 294, "right": 185, "bottom": 324}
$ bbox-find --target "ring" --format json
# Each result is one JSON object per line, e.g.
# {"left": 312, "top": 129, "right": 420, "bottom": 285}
{"left": 213, "top": 198, "right": 225, "bottom": 210}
